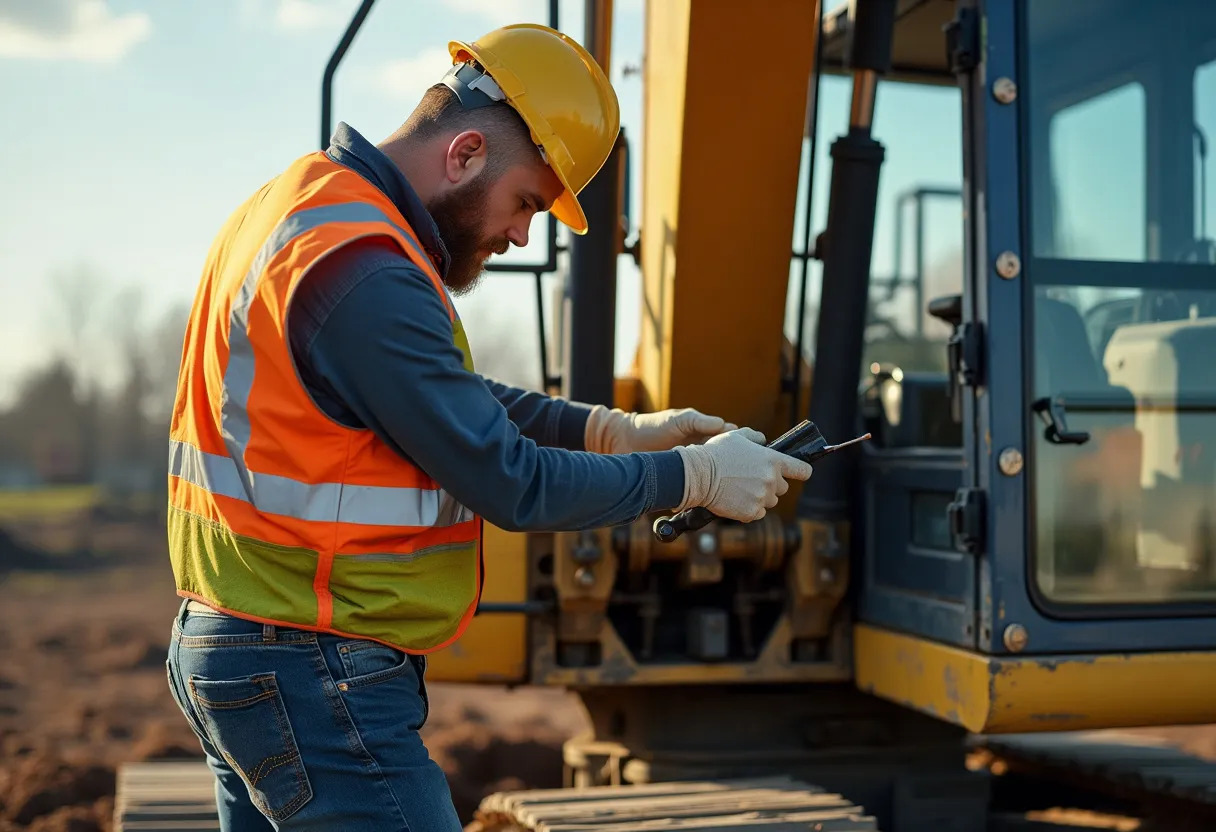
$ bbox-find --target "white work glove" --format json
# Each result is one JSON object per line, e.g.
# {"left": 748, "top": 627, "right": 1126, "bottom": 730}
{"left": 672, "top": 428, "right": 813, "bottom": 522}
{"left": 584, "top": 405, "right": 736, "bottom": 455}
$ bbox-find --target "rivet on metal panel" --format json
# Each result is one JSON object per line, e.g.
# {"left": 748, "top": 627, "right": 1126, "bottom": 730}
{"left": 1003, "top": 623, "right": 1028, "bottom": 653}
{"left": 996, "top": 251, "right": 1021, "bottom": 279}
{"left": 993, "top": 77, "right": 1017, "bottom": 104}
{"left": 999, "top": 447, "right": 1024, "bottom": 476}
{"left": 575, "top": 566, "right": 596, "bottom": 587}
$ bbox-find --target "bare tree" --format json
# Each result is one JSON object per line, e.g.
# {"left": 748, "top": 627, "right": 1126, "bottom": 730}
{"left": 45, "top": 262, "right": 107, "bottom": 389}
{"left": 143, "top": 301, "right": 190, "bottom": 426}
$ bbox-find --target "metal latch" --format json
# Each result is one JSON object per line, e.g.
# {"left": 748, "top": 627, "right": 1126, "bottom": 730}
{"left": 946, "top": 321, "right": 983, "bottom": 422}
{"left": 950, "top": 322, "right": 983, "bottom": 386}
{"left": 944, "top": 7, "right": 980, "bottom": 75}
{"left": 947, "top": 488, "right": 986, "bottom": 555}
{"left": 927, "top": 294, "right": 983, "bottom": 422}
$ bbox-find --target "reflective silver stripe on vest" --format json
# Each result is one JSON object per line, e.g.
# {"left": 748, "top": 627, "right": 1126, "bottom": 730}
{"left": 197, "top": 197, "right": 472, "bottom": 527}
{"left": 170, "top": 440, "right": 473, "bottom": 527}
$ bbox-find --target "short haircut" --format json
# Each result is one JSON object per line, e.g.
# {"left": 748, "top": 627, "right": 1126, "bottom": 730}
{"left": 400, "top": 83, "right": 542, "bottom": 182}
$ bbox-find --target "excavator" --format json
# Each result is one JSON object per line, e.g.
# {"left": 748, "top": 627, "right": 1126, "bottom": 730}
{"left": 116, "top": 0, "right": 1216, "bottom": 829}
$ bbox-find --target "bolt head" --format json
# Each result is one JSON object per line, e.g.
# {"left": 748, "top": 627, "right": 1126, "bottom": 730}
{"left": 1003, "top": 623, "right": 1028, "bottom": 653}
{"left": 993, "top": 77, "right": 1017, "bottom": 104}
{"left": 574, "top": 566, "right": 596, "bottom": 587}
{"left": 999, "top": 447, "right": 1024, "bottom": 476}
{"left": 996, "top": 251, "right": 1021, "bottom": 279}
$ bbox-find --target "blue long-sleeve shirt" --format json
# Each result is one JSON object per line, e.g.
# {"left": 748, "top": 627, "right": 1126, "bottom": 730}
{"left": 284, "top": 123, "right": 685, "bottom": 531}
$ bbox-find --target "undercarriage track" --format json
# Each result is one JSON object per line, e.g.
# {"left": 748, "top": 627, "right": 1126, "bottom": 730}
{"left": 975, "top": 732, "right": 1216, "bottom": 831}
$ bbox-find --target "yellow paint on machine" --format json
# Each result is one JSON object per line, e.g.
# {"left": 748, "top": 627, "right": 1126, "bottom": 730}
{"left": 637, "top": 0, "right": 818, "bottom": 439}
{"left": 854, "top": 623, "right": 1216, "bottom": 733}
{"left": 425, "top": 523, "right": 530, "bottom": 683}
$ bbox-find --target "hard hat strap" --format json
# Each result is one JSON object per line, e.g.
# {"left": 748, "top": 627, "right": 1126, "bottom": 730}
{"left": 441, "top": 58, "right": 572, "bottom": 180}
{"left": 441, "top": 62, "right": 507, "bottom": 110}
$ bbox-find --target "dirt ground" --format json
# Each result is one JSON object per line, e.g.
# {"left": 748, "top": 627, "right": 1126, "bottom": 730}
{"left": 2, "top": 560, "right": 1215, "bottom": 832}
{"left": 0, "top": 562, "right": 589, "bottom": 831}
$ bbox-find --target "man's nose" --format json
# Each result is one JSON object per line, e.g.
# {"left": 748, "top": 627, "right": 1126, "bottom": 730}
{"left": 507, "top": 221, "right": 530, "bottom": 249}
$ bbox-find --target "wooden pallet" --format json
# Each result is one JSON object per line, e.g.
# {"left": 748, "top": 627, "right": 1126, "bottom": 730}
{"left": 114, "top": 760, "right": 219, "bottom": 831}
{"left": 474, "top": 775, "right": 880, "bottom": 831}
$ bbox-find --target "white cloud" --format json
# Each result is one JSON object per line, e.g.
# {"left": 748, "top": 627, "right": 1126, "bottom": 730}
{"left": 274, "top": 0, "right": 348, "bottom": 31}
{"left": 444, "top": 0, "right": 545, "bottom": 28}
{"left": 0, "top": 0, "right": 150, "bottom": 63}
{"left": 371, "top": 46, "right": 453, "bottom": 106}
{"left": 236, "top": 0, "right": 355, "bottom": 34}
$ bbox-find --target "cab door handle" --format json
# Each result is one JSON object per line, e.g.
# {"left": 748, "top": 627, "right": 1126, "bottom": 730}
{"left": 1031, "top": 397, "right": 1091, "bottom": 445}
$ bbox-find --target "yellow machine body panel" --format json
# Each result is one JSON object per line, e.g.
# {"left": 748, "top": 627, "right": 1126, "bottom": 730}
{"left": 426, "top": 523, "right": 529, "bottom": 683}
{"left": 637, "top": 0, "right": 818, "bottom": 439}
{"left": 855, "top": 623, "right": 1216, "bottom": 734}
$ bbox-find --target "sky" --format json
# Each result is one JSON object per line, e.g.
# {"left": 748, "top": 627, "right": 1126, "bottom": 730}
{"left": 0, "top": 0, "right": 971, "bottom": 406}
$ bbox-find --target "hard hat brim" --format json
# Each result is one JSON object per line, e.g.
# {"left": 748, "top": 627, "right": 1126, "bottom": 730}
{"left": 448, "top": 38, "right": 590, "bottom": 236}
{"left": 549, "top": 182, "right": 589, "bottom": 236}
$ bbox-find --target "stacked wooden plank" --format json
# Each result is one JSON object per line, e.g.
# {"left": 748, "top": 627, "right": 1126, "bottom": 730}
{"left": 114, "top": 763, "right": 878, "bottom": 831}
{"left": 474, "top": 776, "right": 879, "bottom": 831}
{"left": 113, "top": 761, "right": 219, "bottom": 831}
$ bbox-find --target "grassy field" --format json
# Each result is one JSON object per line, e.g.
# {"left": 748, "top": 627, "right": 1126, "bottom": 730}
{"left": 0, "top": 486, "right": 101, "bottom": 520}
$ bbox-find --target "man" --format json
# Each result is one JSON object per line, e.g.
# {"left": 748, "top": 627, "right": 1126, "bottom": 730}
{"left": 164, "top": 23, "right": 812, "bottom": 831}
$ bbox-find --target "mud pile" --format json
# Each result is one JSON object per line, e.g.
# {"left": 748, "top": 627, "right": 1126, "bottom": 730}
{"left": 423, "top": 685, "right": 590, "bottom": 821}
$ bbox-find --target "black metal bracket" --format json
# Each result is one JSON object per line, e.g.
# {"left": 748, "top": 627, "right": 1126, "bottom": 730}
{"left": 947, "top": 488, "right": 986, "bottom": 555}
{"left": 944, "top": 6, "right": 980, "bottom": 76}
{"left": 1032, "top": 397, "right": 1091, "bottom": 445}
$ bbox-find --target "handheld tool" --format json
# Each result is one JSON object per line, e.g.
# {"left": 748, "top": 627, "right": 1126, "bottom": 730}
{"left": 651, "top": 421, "right": 871, "bottom": 543}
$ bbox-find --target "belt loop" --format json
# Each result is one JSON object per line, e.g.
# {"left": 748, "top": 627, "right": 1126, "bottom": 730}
{"left": 176, "top": 599, "right": 191, "bottom": 627}
{"left": 263, "top": 623, "right": 277, "bottom": 642}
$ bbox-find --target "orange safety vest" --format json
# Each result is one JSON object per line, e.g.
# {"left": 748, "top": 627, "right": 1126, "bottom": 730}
{"left": 167, "top": 150, "right": 483, "bottom": 654}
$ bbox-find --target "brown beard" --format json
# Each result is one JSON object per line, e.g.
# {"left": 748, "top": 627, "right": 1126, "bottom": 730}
{"left": 427, "top": 176, "right": 508, "bottom": 296}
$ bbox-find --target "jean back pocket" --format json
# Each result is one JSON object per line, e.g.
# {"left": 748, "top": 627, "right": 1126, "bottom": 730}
{"left": 189, "top": 671, "right": 312, "bottom": 821}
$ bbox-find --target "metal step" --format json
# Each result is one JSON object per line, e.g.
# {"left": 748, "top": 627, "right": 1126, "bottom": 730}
{"left": 114, "top": 761, "right": 219, "bottom": 831}
{"left": 475, "top": 776, "right": 880, "bottom": 831}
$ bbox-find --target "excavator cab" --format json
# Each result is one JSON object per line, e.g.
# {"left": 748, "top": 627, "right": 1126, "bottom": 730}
{"left": 851, "top": 0, "right": 1216, "bottom": 737}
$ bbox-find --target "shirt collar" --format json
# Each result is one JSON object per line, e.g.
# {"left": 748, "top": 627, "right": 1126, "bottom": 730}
{"left": 324, "top": 122, "right": 451, "bottom": 277}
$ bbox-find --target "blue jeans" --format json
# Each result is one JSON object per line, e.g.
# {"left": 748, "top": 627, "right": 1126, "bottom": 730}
{"left": 165, "top": 600, "right": 462, "bottom": 831}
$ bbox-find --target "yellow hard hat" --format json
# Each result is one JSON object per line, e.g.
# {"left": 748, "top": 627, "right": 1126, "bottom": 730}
{"left": 445, "top": 24, "right": 620, "bottom": 235}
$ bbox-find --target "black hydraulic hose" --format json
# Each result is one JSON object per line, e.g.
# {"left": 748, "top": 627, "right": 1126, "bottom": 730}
{"left": 790, "top": 1, "right": 827, "bottom": 429}
{"left": 798, "top": 0, "right": 895, "bottom": 521}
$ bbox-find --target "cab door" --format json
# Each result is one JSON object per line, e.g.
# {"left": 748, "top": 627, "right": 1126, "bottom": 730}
{"left": 978, "top": 0, "right": 1216, "bottom": 657}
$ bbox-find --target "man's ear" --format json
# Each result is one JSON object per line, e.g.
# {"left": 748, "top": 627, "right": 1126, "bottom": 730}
{"left": 445, "top": 130, "right": 488, "bottom": 184}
